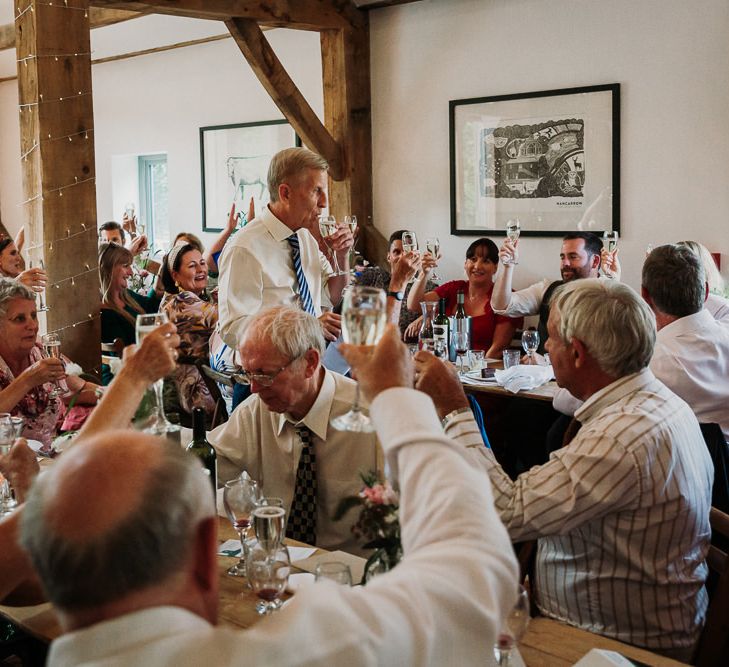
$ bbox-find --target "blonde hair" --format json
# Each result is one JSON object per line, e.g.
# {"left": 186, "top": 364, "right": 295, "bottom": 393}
{"left": 677, "top": 241, "right": 725, "bottom": 294}
{"left": 267, "top": 148, "right": 328, "bottom": 203}
{"left": 98, "top": 243, "right": 145, "bottom": 324}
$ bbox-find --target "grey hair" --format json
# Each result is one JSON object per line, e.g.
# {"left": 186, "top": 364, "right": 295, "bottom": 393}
{"left": 0, "top": 277, "right": 36, "bottom": 317}
{"left": 20, "top": 441, "right": 214, "bottom": 611}
{"left": 642, "top": 244, "right": 705, "bottom": 317}
{"left": 267, "top": 147, "right": 328, "bottom": 203}
{"left": 551, "top": 279, "right": 655, "bottom": 378}
{"left": 676, "top": 240, "right": 724, "bottom": 294}
{"left": 245, "top": 305, "right": 326, "bottom": 359}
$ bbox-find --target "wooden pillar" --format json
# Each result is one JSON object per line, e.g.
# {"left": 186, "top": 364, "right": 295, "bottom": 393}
{"left": 16, "top": 0, "right": 101, "bottom": 372}
{"left": 321, "top": 23, "right": 387, "bottom": 267}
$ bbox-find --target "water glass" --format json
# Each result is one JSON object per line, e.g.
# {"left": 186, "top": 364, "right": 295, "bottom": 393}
{"left": 469, "top": 349, "right": 485, "bottom": 371}
{"left": 502, "top": 349, "right": 521, "bottom": 369}
{"left": 315, "top": 561, "right": 353, "bottom": 586}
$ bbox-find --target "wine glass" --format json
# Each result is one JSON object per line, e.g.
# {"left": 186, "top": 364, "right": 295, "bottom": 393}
{"left": 41, "top": 333, "right": 64, "bottom": 398}
{"left": 0, "top": 417, "right": 17, "bottom": 517}
{"left": 252, "top": 502, "right": 287, "bottom": 553}
{"left": 247, "top": 541, "right": 291, "bottom": 615}
{"left": 315, "top": 561, "right": 353, "bottom": 586}
{"left": 603, "top": 230, "right": 619, "bottom": 253}
{"left": 521, "top": 329, "right": 540, "bottom": 364}
{"left": 401, "top": 231, "right": 418, "bottom": 254}
{"left": 135, "top": 313, "right": 175, "bottom": 435}
{"left": 494, "top": 585, "right": 530, "bottom": 666}
{"left": 318, "top": 215, "right": 348, "bottom": 277}
{"left": 425, "top": 237, "right": 440, "bottom": 280}
{"left": 223, "top": 477, "right": 260, "bottom": 577}
{"left": 503, "top": 219, "right": 521, "bottom": 266}
{"left": 452, "top": 330, "right": 470, "bottom": 374}
{"left": 30, "top": 258, "right": 49, "bottom": 312}
{"left": 331, "top": 286, "right": 387, "bottom": 433}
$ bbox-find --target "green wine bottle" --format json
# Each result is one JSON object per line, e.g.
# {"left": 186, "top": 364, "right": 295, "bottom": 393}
{"left": 433, "top": 297, "right": 450, "bottom": 358}
{"left": 186, "top": 407, "right": 217, "bottom": 494}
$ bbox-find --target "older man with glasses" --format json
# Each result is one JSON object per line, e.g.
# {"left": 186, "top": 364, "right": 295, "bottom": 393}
{"left": 210, "top": 305, "right": 382, "bottom": 555}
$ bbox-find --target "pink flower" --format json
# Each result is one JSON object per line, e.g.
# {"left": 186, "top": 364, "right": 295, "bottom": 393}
{"left": 362, "top": 482, "right": 399, "bottom": 506}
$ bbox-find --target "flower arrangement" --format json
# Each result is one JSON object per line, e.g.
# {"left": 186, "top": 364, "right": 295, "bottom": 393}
{"left": 334, "top": 471, "right": 402, "bottom": 583}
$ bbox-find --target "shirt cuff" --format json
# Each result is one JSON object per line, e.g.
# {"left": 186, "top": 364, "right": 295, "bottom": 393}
{"left": 370, "top": 387, "right": 442, "bottom": 455}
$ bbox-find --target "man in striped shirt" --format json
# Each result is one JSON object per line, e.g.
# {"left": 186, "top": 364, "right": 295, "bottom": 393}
{"left": 415, "top": 279, "right": 713, "bottom": 660}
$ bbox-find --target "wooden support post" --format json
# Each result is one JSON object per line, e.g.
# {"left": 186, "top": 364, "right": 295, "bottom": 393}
{"left": 16, "top": 0, "right": 101, "bottom": 372}
{"left": 320, "top": 24, "right": 387, "bottom": 267}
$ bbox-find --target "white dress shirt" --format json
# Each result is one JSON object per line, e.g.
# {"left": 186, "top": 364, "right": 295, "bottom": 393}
{"left": 706, "top": 292, "right": 729, "bottom": 324}
{"left": 47, "top": 389, "right": 519, "bottom": 667}
{"left": 650, "top": 308, "right": 729, "bottom": 440}
{"left": 447, "top": 369, "right": 712, "bottom": 653}
{"left": 210, "top": 369, "right": 383, "bottom": 555}
{"left": 217, "top": 205, "right": 334, "bottom": 347}
{"left": 492, "top": 278, "right": 550, "bottom": 317}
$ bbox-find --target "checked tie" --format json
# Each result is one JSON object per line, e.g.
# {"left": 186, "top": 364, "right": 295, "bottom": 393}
{"left": 287, "top": 233, "right": 316, "bottom": 316}
{"left": 286, "top": 425, "right": 317, "bottom": 545}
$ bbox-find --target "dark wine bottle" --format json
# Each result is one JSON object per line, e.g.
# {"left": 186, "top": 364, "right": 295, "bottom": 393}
{"left": 433, "top": 297, "right": 450, "bottom": 358}
{"left": 187, "top": 407, "right": 217, "bottom": 494}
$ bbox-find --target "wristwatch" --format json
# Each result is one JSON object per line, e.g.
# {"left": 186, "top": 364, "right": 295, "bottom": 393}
{"left": 386, "top": 290, "right": 404, "bottom": 301}
{"left": 441, "top": 406, "right": 472, "bottom": 429}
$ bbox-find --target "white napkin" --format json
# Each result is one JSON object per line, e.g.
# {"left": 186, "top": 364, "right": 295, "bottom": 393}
{"left": 494, "top": 365, "right": 554, "bottom": 394}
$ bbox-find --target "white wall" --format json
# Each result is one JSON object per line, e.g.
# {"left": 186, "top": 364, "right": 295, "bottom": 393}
{"left": 1, "top": 0, "right": 728, "bottom": 293}
{"left": 370, "top": 0, "right": 729, "bottom": 291}
{"left": 0, "top": 23, "right": 323, "bottom": 251}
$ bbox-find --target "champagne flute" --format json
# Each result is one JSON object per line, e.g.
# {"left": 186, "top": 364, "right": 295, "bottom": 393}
{"left": 521, "top": 329, "right": 540, "bottom": 364}
{"left": 331, "top": 286, "right": 387, "bottom": 433}
{"left": 41, "top": 333, "right": 64, "bottom": 398}
{"left": 252, "top": 503, "right": 286, "bottom": 553}
{"left": 318, "top": 215, "right": 348, "bottom": 277}
{"left": 135, "top": 313, "right": 175, "bottom": 435}
{"left": 401, "top": 230, "right": 418, "bottom": 254}
{"left": 344, "top": 215, "right": 358, "bottom": 267}
{"left": 247, "top": 541, "right": 291, "bottom": 615}
{"left": 603, "top": 230, "right": 619, "bottom": 253}
{"left": 0, "top": 417, "right": 17, "bottom": 517}
{"left": 224, "top": 477, "right": 260, "bottom": 577}
{"left": 504, "top": 219, "right": 521, "bottom": 266}
{"left": 425, "top": 237, "right": 440, "bottom": 280}
{"left": 30, "top": 259, "right": 49, "bottom": 312}
{"left": 494, "top": 585, "right": 530, "bottom": 666}
{"left": 452, "top": 330, "right": 470, "bottom": 375}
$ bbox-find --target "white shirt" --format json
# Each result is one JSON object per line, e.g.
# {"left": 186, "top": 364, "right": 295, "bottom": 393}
{"left": 706, "top": 292, "right": 729, "bottom": 324}
{"left": 47, "top": 389, "right": 519, "bottom": 667}
{"left": 210, "top": 369, "right": 383, "bottom": 555}
{"left": 217, "top": 206, "right": 334, "bottom": 347}
{"left": 492, "top": 278, "right": 550, "bottom": 317}
{"left": 447, "top": 369, "right": 712, "bottom": 653}
{"left": 650, "top": 308, "right": 729, "bottom": 440}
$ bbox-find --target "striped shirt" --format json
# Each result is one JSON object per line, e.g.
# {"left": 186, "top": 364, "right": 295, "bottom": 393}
{"left": 447, "top": 369, "right": 713, "bottom": 652}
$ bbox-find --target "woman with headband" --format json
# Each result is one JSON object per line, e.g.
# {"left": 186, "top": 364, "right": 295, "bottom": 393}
{"left": 159, "top": 243, "right": 220, "bottom": 419}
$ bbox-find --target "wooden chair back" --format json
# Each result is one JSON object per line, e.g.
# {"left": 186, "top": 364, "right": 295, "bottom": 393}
{"left": 693, "top": 506, "right": 729, "bottom": 667}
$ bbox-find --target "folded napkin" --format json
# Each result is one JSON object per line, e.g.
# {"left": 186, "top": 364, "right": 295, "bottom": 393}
{"left": 494, "top": 364, "right": 554, "bottom": 394}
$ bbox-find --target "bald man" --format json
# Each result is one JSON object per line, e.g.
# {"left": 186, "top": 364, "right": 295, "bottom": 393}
{"left": 17, "top": 326, "right": 518, "bottom": 666}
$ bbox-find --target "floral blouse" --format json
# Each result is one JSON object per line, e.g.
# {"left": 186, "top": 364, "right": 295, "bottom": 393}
{"left": 0, "top": 343, "right": 66, "bottom": 452}
{"left": 160, "top": 290, "right": 218, "bottom": 417}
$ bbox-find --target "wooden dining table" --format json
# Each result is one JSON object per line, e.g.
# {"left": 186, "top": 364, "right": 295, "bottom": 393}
{"left": 0, "top": 518, "right": 689, "bottom": 666}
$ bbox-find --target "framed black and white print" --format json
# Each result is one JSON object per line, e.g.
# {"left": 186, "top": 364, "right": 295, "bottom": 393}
{"left": 449, "top": 84, "right": 620, "bottom": 237}
{"left": 200, "top": 119, "right": 299, "bottom": 233}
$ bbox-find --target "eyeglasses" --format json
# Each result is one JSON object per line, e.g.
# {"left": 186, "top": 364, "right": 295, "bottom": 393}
{"left": 232, "top": 356, "right": 301, "bottom": 387}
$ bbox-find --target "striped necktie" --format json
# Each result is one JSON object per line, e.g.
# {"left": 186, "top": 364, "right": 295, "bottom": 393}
{"left": 287, "top": 233, "right": 316, "bottom": 316}
{"left": 286, "top": 425, "right": 317, "bottom": 545}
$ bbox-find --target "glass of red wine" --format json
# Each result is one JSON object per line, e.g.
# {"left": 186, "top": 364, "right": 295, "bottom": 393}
{"left": 452, "top": 330, "right": 470, "bottom": 375}
{"left": 247, "top": 540, "right": 291, "bottom": 615}
{"left": 223, "top": 477, "right": 259, "bottom": 577}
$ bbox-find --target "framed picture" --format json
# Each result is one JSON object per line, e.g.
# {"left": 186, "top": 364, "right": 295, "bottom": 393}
{"left": 449, "top": 83, "right": 620, "bottom": 237}
{"left": 200, "top": 119, "right": 299, "bottom": 232}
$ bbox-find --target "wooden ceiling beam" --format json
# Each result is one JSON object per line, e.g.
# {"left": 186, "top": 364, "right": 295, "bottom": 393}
{"left": 226, "top": 17, "right": 344, "bottom": 180}
{"left": 89, "top": 1, "right": 365, "bottom": 30}
{"left": 0, "top": 8, "right": 150, "bottom": 51}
